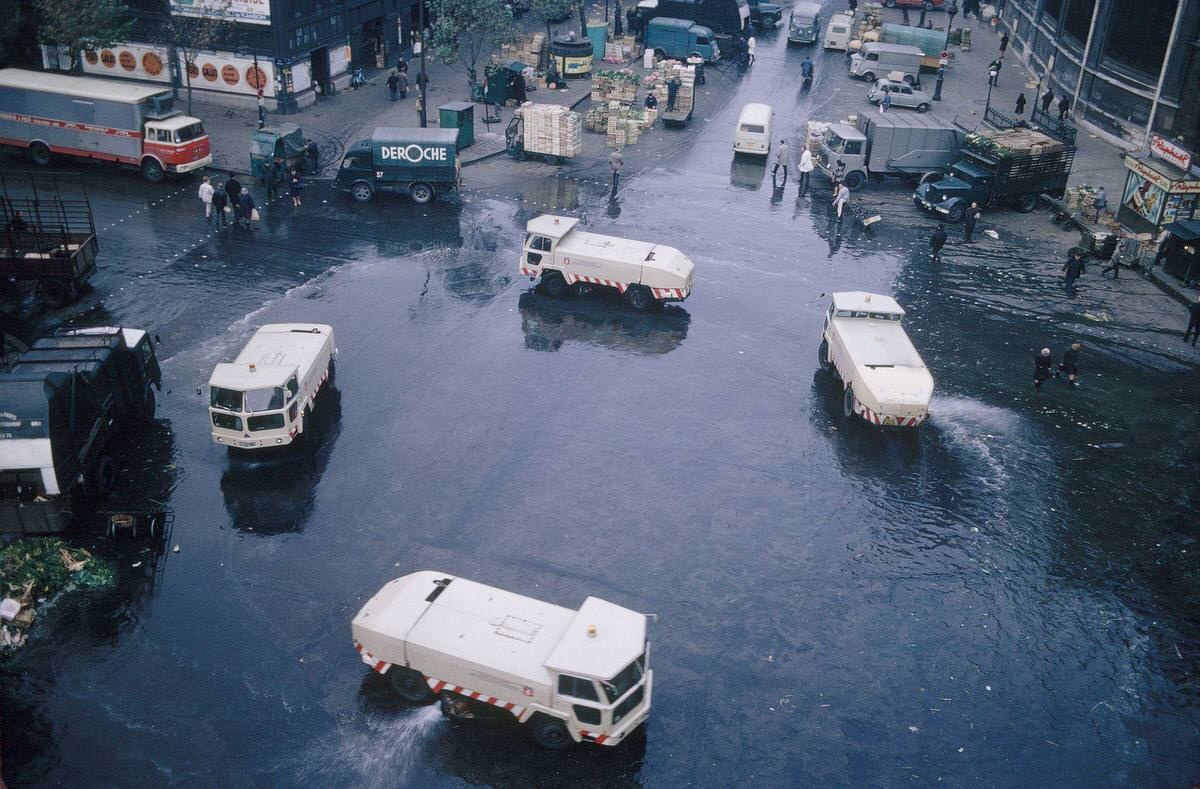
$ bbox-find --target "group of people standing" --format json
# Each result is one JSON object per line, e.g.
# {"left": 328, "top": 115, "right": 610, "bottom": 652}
{"left": 198, "top": 160, "right": 307, "bottom": 229}
{"left": 771, "top": 138, "right": 817, "bottom": 196}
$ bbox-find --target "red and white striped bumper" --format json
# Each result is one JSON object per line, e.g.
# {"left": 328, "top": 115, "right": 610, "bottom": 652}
{"left": 565, "top": 273, "right": 627, "bottom": 293}
{"left": 854, "top": 396, "right": 926, "bottom": 428}
{"left": 520, "top": 267, "right": 539, "bottom": 278}
{"left": 425, "top": 675, "right": 528, "bottom": 719}
{"left": 353, "top": 641, "right": 390, "bottom": 673}
{"left": 649, "top": 285, "right": 689, "bottom": 301}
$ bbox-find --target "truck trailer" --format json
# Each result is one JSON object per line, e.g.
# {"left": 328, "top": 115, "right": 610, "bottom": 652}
{"left": 520, "top": 215, "right": 695, "bottom": 311}
{"left": 816, "top": 112, "right": 964, "bottom": 190}
{"left": 352, "top": 570, "right": 653, "bottom": 750}
{"left": 333, "top": 128, "right": 460, "bottom": 203}
{"left": 208, "top": 324, "right": 337, "bottom": 451}
{"left": 0, "top": 327, "right": 162, "bottom": 534}
{"left": 0, "top": 69, "right": 212, "bottom": 183}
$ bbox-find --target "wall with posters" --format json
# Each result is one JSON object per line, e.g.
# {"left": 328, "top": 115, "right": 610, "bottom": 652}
{"left": 169, "top": 0, "right": 271, "bottom": 26}
{"left": 179, "top": 50, "right": 276, "bottom": 97}
{"left": 81, "top": 43, "right": 173, "bottom": 84}
{"left": 328, "top": 44, "right": 351, "bottom": 78}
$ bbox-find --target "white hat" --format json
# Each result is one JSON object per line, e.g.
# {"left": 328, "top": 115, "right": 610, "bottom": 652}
{"left": 1041, "top": 348, "right": 1050, "bottom": 355}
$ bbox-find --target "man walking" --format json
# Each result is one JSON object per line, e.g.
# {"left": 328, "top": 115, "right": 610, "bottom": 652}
{"left": 746, "top": 34, "right": 756, "bottom": 65}
{"left": 1153, "top": 226, "right": 1173, "bottom": 267}
{"left": 666, "top": 73, "right": 681, "bottom": 111}
{"left": 1063, "top": 248, "right": 1086, "bottom": 296}
{"left": 1041, "top": 89, "right": 1055, "bottom": 114}
{"left": 773, "top": 138, "right": 790, "bottom": 184}
{"left": 211, "top": 181, "right": 228, "bottom": 227}
{"left": 609, "top": 149, "right": 624, "bottom": 197}
{"left": 397, "top": 69, "right": 408, "bottom": 99}
{"left": 387, "top": 70, "right": 399, "bottom": 101}
{"left": 1185, "top": 298, "right": 1200, "bottom": 345}
{"left": 224, "top": 175, "right": 243, "bottom": 222}
{"left": 1033, "top": 348, "right": 1053, "bottom": 391}
{"left": 306, "top": 139, "right": 320, "bottom": 173}
{"left": 1015, "top": 93, "right": 1027, "bottom": 116}
{"left": 930, "top": 223, "right": 948, "bottom": 261}
{"left": 198, "top": 175, "right": 214, "bottom": 223}
{"left": 988, "top": 59, "right": 1001, "bottom": 86}
{"left": 262, "top": 158, "right": 278, "bottom": 201}
{"left": 963, "top": 202, "right": 981, "bottom": 241}
{"left": 999, "top": 33, "right": 1009, "bottom": 57}
{"left": 797, "top": 146, "right": 814, "bottom": 193}
{"left": 1058, "top": 95, "right": 1071, "bottom": 121}
{"left": 832, "top": 181, "right": 850, "bottom": 221}
{"left": 1055, "top": 341, "right": 1082, "bottom": 385}
{"left": 880, "top": 89, "right": 891, "bottom": 113}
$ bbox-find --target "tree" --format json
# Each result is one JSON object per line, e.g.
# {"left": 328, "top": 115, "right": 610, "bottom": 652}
{"left": 430, "top": 0, "right": 517, "bottom": 90}
{"left": 34, "top": 0, "right": 132, "bottom": 73}
{"left": 151, "top": 5, "right": 233, "bottom": 116}
{"left": 532, "top": 0, "right": 575, "bottom": 42}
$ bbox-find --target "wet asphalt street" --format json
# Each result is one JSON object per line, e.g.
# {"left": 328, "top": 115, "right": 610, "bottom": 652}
{"left": 3, "top": 20, "right": 1200, "bottom": 789}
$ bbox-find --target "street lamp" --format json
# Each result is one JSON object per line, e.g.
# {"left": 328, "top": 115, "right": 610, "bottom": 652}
{"left": 985, "top": 68, "right": 996, "bottom": 116}
{"left": 417, "top": 0, "right": 428, "bottom": 128}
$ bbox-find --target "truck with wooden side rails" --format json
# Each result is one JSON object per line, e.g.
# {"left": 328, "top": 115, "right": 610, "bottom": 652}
{"left": 519, "top": 215, "right": 695, "bottom": 311}
{"left": 0, "top": 69, "right": 212, "bottom": 183}
{"left": 352, "top": 570, "right": 653, "bottom": 750}
{"left": 208, "top": 324, "right": 337, "bottom": 451}
{"left": 0, "top": 174, "right": 100, "bottom": 306}
{"left": 818, "top": 292, "right": 934, "bottom": 429}
{"left": 0, "top": 327, "right": 162, "bottom": 534}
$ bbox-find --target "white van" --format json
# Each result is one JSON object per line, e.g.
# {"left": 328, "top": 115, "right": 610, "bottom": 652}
{"left": 848, "top": 42, "right": 924, "bottom": 85}
{"left": 823, "top": 12, "right": 855, "bottom": 50}
{"left": 734, "top": 103, "right": 772, "bottom": 156}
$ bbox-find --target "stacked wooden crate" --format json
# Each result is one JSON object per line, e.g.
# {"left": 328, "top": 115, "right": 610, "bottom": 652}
{"left": 649, "top": 61, "right": 695, "bottom": 114}
{"left": 522, "top": 103, "right": 583, "bottom": 157}
{"left": 603, "top": 37, "right": 641, "bottom": 63}
{"left": 500, "top": 32, "right": 546, "bottom": 67}
{"left": 592, "top": 69, "right": 639, "bottom": 103}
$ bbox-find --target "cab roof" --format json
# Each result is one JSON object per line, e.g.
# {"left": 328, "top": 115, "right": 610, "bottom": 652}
{"left": 831, "top": 291, "right": 905, "bottom": 316}
{"left": 828, "top": 122, "right": 866, "bottom": 141}
{"left": 527, "top": 214, "right": 580, "bottom": 240}
{"left": 738, "top": 103, "right": 773, "bottom": 124}
{"left": 793, "top": 1, "right": 822, "bottom": 14}
{"left": 544, "top": 597, "right": 647, "bottom": 679}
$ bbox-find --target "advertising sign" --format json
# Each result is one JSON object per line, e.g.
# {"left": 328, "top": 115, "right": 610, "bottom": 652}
{"left": 1123, "top": 168, "right": 1166, "bottom": 226}
{"left": 179, "top": 51, "right": 276, "bottom": 97}
{"left": 329, "top": 44, "right": 351, "bottom": 78}
{"left": 170, "top": 0, "right": 270, "bottom": 26}
{"left": 1150, "top": 134, "right": 1192, "bottom": 172}
{"left": 81, "top": 43, "right": 173, "bottom": 83}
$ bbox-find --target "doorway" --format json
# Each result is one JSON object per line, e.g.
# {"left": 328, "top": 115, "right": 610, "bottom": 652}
{"left": 310, "top": 47, "right": 329, "bottom": 94}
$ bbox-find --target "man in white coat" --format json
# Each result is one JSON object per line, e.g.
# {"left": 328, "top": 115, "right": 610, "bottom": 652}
{"left": 746, "top": 35, "right": 756, "bottom": 65}
{"left": 198, "top": 176, "right": 214, "bottom": 223}
{"left": 832, "top": 181, "right": 850, "bottom": 221}
{"left": 797, "top": 146, "right": 814, "bottom": 194}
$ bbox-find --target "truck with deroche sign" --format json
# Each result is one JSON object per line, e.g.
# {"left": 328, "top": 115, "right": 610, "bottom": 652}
{"left": 352, "top": 570, "right": 653, "bottom": 750}
{"left": 0, "top": 68, "right": 212, "bottom": 183}
{"left": 333, "top": 127, "right": 460, "bottom": 203}
{"left": 520, "top": 215, "right": 695, "bottom": 311}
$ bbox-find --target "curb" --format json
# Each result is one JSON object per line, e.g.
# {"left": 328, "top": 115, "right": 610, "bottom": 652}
{"left": 1146, "top": 268, "right": 1198, "bottom": 306}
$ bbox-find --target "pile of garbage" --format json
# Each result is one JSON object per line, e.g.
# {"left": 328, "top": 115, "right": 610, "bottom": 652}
{"left": 1, "top": 537, "right": 116, "bottom": 652}
{"left": 592, "top": 69, "right": 639, "bottom": 103}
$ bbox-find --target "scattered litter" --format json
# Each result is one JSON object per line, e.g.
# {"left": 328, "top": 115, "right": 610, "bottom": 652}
{"left": 0, "top": 598, "right": 19, "bottom": 621}
{"left": 908, "top": 725, "right": 920, "bottom": 733}
{"left": 983, "top": 229, "right": 1000, "bottom": 239}
{"left": 172, "top": 545, "right": 181, "bottom": 553}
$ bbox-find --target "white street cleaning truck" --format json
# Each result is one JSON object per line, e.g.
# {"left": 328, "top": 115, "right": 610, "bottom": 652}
{"left": 352, "top": 570, "right": 653, "bottom": 750}
{"left": 520, "top": 215, "right": 695, "bottom": 311}
{"left": 208, "top": 324, "right": 337, "bottom": 450}
{"left": 818, "top": 292, "right": 934, "bottom": 428}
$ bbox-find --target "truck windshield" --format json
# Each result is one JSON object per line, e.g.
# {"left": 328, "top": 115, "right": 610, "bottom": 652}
{"left": 600, "top": 653, "right": 646, "bottom": 702}
{"left": 245, "top": 387, "right": 287, "bottom": 412}
{"left": 174, "top": 123, "right": 205, "bottom": 143}
{"left": 210, "top": 386, "right": 243, "bottom": 412}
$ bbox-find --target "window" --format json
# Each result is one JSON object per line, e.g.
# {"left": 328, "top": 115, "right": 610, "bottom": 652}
{"left": 557, "top": 674, "right": 599, "bottom": 702}
{"left": 148, "top": 128, "right": 171, "bottom": 142}
{"left": 1098, "top": 0, "right": 1177, "bottom": 83}
{"left": 843, "top": 140, "right": 862, "bottom": 155}
{"left": 211, "top": 412, "right": 242, "bottom": 430}
{"left": 866, "top": 51, "right": 879, "bottom": 61}
{"left": 1061, "top": 0, "right": 1095, "bottom": 46}
{"left": 696, "top": 36, "right": 709, "bottom": 45}
{"left": 527, "top": 235, "right": 552, "bottom": 251}
{"left": 245, "top": 387, "right": 286, "bottom": 412}
{"left": 600, "top": 654, "right": 645, "bottom": 703}
{"left": 741, "top": 124, "right": 765, "bottom": 133}
{"left": 612, "top": 686, "right": 644, "bottom": 724}
{"left": 289, "top": 402, "right": 299, "bottom": 422}
{"left": 210, "top": 387, "right": 243, "bottom": 412}
{"left": 286, "top": 376, "right": 299, "bottom": 398}
{"left": 248, "top": 413, "right": 286, "bottom": 432}
{"left": 342, "top": 156, "right": 361, "bottom": 169}
{"left": 174, "top": 123, "right": 205, "bottom": 143}
{"left": 573, "top": 705, "right": 601, "bottom": 725}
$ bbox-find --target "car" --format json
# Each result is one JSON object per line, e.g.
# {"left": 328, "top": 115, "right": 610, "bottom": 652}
{"left": 748, "top": 0, "right": 783, "bottom": 28}
{"left": 867, "top": 78, "right": 933, "bottom": 112}
{"left": 882, "top": 0, "right": 944, "bottom": 8}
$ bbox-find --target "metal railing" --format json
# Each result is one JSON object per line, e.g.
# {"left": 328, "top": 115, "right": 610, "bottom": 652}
{"left": 1029, "top": 107, "right": 1078, "bottom": 146}
{"left": 0, "top": 174, "right": 97, "bottom": 261}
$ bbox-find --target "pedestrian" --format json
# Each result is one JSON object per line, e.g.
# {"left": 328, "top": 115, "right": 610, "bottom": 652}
{"left": 1058, "top": 95, "right": 1071, "bottom": 121}
{"left": 797, "top": 146, "right": 814, "bottom": 193}
{"left": 224, "top": 176, "right": 243, "bottom": 221}
{"left": 306, "top": 139, "right": 320, "bottom": 173}
{"left": 1055, "top": 341, "right": 1081, "bottom": 386}
{"left": 1063, "top": 248, "right": 1086, "bottom": 296}
{"left": 211, "top": 182, "right": 228, "bottom": 227}
{"left": 999, "top": 32, "right": 1010, "bottom": 56}
{"left": 644, "top": 91, "right": 658, "bottom": 110}
{"left": 289, "top": 169, "right": 303, "bottom": 207}
{"left": 832, "top": 158, "right": 846, "bottom": 183}
{"left": 1033, "top": 348, "right": 1053, "bottom": 391}
{"left": 237, "top": 187, "right": 256, "bottom": 228}
{"left": 930, "top": 223, "right": 948, "bottom": 261}
{"left": 387, "top": 70, "right": 399, "bottom": 101}
{"left": 1041, "top": 88, "right": 1055, "bottom": 114}
{"left": 746, "top": 35, "right": 756, "bottom": 65}
{"left": 773, "top": 137, "right": 790, "bottom": 183}
{"left": 988, "top": 59, "right": 1001, "bottom": 86}
{"left": 880, "top": 89, "right": 891, "bottom": 113}
{"left": 963, "top": 202, "right": 981, "bottom": 241}
{"left": 609, "top": 149, "right": 623, "bottom": 197}
{"left": 947, "top": 0, "right": 958, "bottom": 29}
{"left": 1185, "top": 298, "right": 1200, "bottom": 345}
{"left": 1093, "top": 186, "right": 1108, "bottom": 214}
{"left": 397, "top": 70, "right": 408, "bottom": 99}
{"left": 1015, "top": 93, "right": 1027, "bottom": 116}
{"left": 198, "top": 175, "right": 214, "bottom": 223}
{"left": 396, "top": 55, "right": 408, "bottom": 74}
{"left": 666, "top": 74, "right": 681, "bottom": 111}
{"left": 1153, "top": 226, "right": 1172, "bottom": 267}
{"left": 848, "top": 0, "right": 857, "bottom": 11}
{"left": 262, "top": 158, "right": 278, "bottom": 200}
{"left": 832, "top": 181, "right": 850, "bottom": 221}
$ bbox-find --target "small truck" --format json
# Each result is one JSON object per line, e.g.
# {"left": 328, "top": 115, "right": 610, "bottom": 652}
{"left": 520, "top": 215, "right": 695, "bottom": 311}
{"left": 208, "top": 324, "right": 337, "bottom": 451}
{"left": 0, "top": 327, "right": 162, "bottom": 534}
{"left": 914, "top": 127, "right": 1076, "bottom": 220}
{"left": 817, "top": 112, "right": 963, "bottom": 191}
{"left": 0, "top": 68, "right": 212, "bottom": 183}
{"left": 333, "top": 128, "right": 460, "bottom": 204}
{"left": 352, "top": 570, "right": 653, "bottom": 750}
{"left": 818, "top": 292, "right": 933, "bottom": 428}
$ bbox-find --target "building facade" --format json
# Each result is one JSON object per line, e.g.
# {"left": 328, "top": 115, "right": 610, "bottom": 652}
{"left": 999, "top": 0, "right": 1200, "bottom": 151}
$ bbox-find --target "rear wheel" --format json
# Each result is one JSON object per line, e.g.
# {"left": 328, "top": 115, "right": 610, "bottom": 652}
{"left": 540, "top": 270, "right": 570, "bottom": 297}
{"left": 818, "top": 338, "right": 831, "bottom": 371}
{"left": 884, "top": 0, "right": 896, "bottom": 6}
{"left": 843, "top": 386, "right": 856, "bottom": 419}
{"left": 843, "top": 170, "right": 866, "bottom": 191}
{"left": 409, "top": 182, "right": 434, "bottom": 204}
{"left": 141, "top": 157, "right": 165, "bottom": 184}
{"left": 28, "top": 142, "right": 51, "bottom": 167}
{"left": 388, "top": 667, "right": 435, "bottom": 704}
{"left": 38, "top": 278, "right": 78, "bottom": 307}
{"left": 654, "top": 48, "right": 666, "bottom": 61}
{"left": 861, "top": 71, "right": 875, "bottom": 82}
{"left": 530, "top": 715, "right": 573, "bottom": 750}
{"left": 1017, "top": 193, "right": 1038, "bottom": 213}
{"left": 624, "top": 284, "right": 657, "bottom": 312}
{"left": 141, "top": 388, "right": 157, "bottom": 424}
{"left": 946, "top": 202, "right": 965, "bottom": 223}
{"left": 350, "top": 181, "right": 375, "bottom": 202}
{"left": 87, "top": 454, "right": 117, "bottom": 497}
{"left": 917, "top": 102, "right": 930, "bottom": 113}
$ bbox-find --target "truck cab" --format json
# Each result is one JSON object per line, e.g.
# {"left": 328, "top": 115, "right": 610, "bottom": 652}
{"left": 817, "top": 123, "right": 868, "bottom": 188}
{"left": 141, "top": 114, "right": 211, "bottom": 181}
{"left": 913, "top": 160, "right": 992, "bottom": 222}
{"left": 788, "top": 1, "right": 823, "bottom": 44}
{"left": 645, "top": 17, "right": 720, "bottom": 62}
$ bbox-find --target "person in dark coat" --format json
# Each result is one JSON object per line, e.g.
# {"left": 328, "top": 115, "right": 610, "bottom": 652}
{"left": 1058, "top": 95, "right": 1071, "bottom": 120}
{"left": 1034, "top": 348, "right": 1053, "bottom": 390}
{"left": 396, "top": 55, "right": 408, "bottom": 74}
{"left": 236, "top": 187, "right": 256, "bottom": 228}
{"left": 1056, "top": 341, "right": 1081, "bottom": 385}
{"left": 1015, "top": 93, "right": 1027, "bottom": 116}
{"left": 848, "top": 0, "right": 857, "bottom": 11}
{"left": 306, "top": 139, "right": 320, "bottom": 173}
{"left": 386, "top": 70, "right": 399, "bottom": 101}
{"left": 224, "top": 177, "right": 243, "bottom": 221}
{"left": 262, "top": 158, "right": 278, "bottom": 200}
{"left": 999, "top": 33, "right": 1009, "bottom": 56}
{"left": 397, "top": 70, "right": 408, "bottom": 99}
{"left": 1063, "top": 249, "right": 1086, "bottom": 296}
{"left": 211, "top": 183, "right": 228, "bottom": 227}
{"left": 1184, "top": 298, "right": 1200, "bottom": 346}
{"left": 666, "top": 75, "right": 681, "bottom": 111}
{"left": 930, "top": 223, "right": 948, "bottom": 262}
{"left": 963, "top": 202, "right": 981, "bottom": 241}
{"left": 1041, "top": 89, "right": 1055, "bottom": 114}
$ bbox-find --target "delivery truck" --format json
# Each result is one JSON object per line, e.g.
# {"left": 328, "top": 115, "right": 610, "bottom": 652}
{"left": 352, "top": 570, "right": 653, "bottom": 750}
{"left": 818, "top": 292, "right": 933, "bottom": 429}
{"left": 643, "top": 17, "right": 721, "bottom": 62}
{"left": 0, "top": 69, "right": 212, "bottom": 183}
{"left": 635, "top": 0, "right": 748, "bottom": 35}
{"left": 333, "top": 128, "right": 460, "bottom": 203}
{"left": 816, "top": 112, "right": 963, "bottom": 190}
{"left": 208, "top": 324, "right": 337, "bottom": 451}
{"left": 0, "top": 327, "right": 162, "bottom": 534}
{"left": 520, "top": 214, "right": 695, "bottom": 311}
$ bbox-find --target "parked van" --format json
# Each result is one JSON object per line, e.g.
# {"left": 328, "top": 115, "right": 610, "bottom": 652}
{"left": 823, "top": 12, "right": 855, "bottom": 50}
{"left": 848, "top": 42, "right": 924, "bottom": 85}
{"left": 787, "top": 1, "right": 823, "bottom": 44}
{"left": 636, "top": 0, "right": 748, "bottom": 35}
{"left": 644, "top": 17, "right": 721, "bottom": 62}
{"left": 734, "top": 103, "right": 772, "bottom": 156}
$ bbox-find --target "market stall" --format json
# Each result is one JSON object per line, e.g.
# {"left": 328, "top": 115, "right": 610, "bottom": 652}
{"left": 1160, "top": 219, "right": 1200, "bottom": 286}
{"left": 1117, "top": 140, "right": 1200, "bottom": 235}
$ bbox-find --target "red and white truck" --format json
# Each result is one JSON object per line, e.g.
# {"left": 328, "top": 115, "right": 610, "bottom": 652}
{"left": 0, "top": 68, "right": 212, "bottom": 183}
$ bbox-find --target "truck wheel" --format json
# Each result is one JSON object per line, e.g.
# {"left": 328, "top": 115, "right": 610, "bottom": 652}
{"left": 917, "top": 102, "right": 930, "bottom": 113}
{"left": 388, "top": 667, "right": 435, "bottom": 704}
{"left": 861, "top": 71, "right": 875, "bottom": 83}
{"left": 140, "top": 388, "right": 157, "bottom": 424}
{"left": 28, "top": 142, "right": 51, "bottom": 167}
{"left": 624, "top": 284, "right": 658, "bottom": 312}
{"left": 1017, "top": 193, "right": 1038, "bottom": 213}
{"left": 818, "top": 338, "right": 831, "bottom": 371}
{"left": 540, "top": 270, "right": 569, "bottom": 297}
{"left": 946, "top": 203, "right": 965, "bottom": 223}
{"left": 843, "top": 386, "right": 856, "bottom": 419}
{"left": 530, "top": 715, "right": 573, "bottom": 750}
{"left": 87, "top": 455, "right": 117, "bottom": 497}
{"left": 409, "top": 182, "right": 434, "bottom": 204}
{"left": 141, "top": 157, "right": 165, "bottom": 184}
{"left": 350, "top": 181, "right": 375, "bottom": 202}
{"left": 843, "top": 170, "right": 866, "bottom": 191}
{"left": 654, "top": 49, "right": 667, "bottom": 61}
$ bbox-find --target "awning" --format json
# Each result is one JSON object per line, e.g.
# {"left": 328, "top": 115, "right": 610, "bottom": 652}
{"left": 1164, "top": 218, "right": 1200, "bottom": 241}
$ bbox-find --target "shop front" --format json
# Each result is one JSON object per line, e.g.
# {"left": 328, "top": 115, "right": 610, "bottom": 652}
{"left": 1159, "top": 219, "right": 1200, "bottom": 287}
{"left": 1117, "top": 139, "right": 1200, "bottom": 236}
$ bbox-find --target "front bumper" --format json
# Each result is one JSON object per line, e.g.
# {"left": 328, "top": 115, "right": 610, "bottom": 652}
{"left": 171, "top": 154, "right": 213, "bottom": 174}
{"left": 211, "top": 429, "right": 297, "bottom": 450}
{"left": 913, "top": 195, "right": 951, "bottom": 216}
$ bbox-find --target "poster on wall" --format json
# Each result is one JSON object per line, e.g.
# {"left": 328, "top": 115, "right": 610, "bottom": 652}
{"left": 170, "top": 0, "right": 270, "bottom": 26}
{"left": 179, "top": 51, "right": 276, "bottom": 97}
{"left": 81, "top": 43, "right": 173, "bottom": 83}
{"left": 1123, "top": 173, "right": 1166, "bottom": 226}
{"left": 328, "top": 44, "right": 351, "bottom": 78}
{"left": 290, "top": 61, "right": 312, "bottom": 93}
